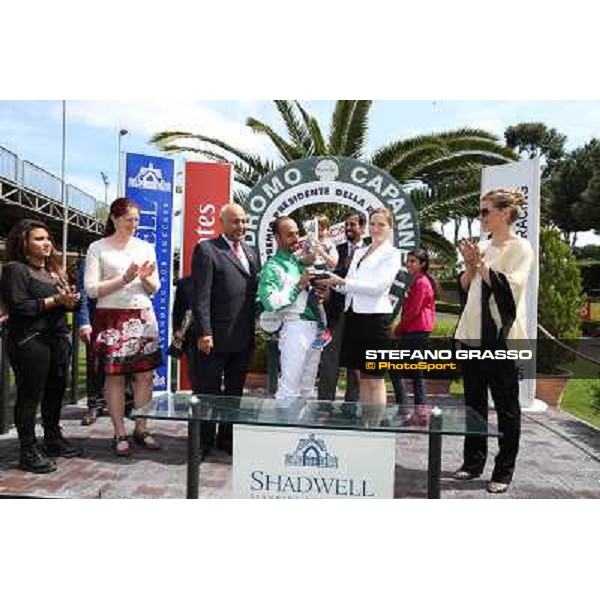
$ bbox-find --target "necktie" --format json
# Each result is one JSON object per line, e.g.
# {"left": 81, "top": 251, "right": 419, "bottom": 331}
{"left": 232, "top": 242, "right": 248, "bottom": 272}
{"left": 345, "top": 243, "right": 355, "bottom": 270}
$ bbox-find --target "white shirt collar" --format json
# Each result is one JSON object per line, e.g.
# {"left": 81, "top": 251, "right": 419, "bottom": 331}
{"left": 348, "top": 238, "right": 365, "bottom": 249}
{"left": 221, "top": 235, "right": 249, "bottom": 271}
{"left": 221, "top": 234, "right": 240, "bottom": 249}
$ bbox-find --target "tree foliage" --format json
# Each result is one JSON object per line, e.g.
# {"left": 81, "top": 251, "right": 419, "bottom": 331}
{"left": 152, "top": 101, "right": 516, "bottom": 261}
{"left": 549, "top": 139, "right": 600, "bottom": 239}
{"left": 537, "top": 228, "right": 583, "bottom": 373}
{"left": 505, "top": 122, "right": 566, "bottom": 166}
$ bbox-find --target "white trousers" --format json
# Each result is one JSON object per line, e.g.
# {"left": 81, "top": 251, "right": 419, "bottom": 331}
{"left": 275, "top": 319, "right": 321, "bottom": 407}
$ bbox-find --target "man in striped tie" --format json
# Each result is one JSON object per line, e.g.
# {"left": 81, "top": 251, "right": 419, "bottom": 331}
{"left": 191, "top": 204, "right": 259, "bottom": 459}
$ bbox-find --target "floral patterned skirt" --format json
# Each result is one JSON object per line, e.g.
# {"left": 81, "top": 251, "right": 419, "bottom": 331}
{"left": 92, "top": 308, "right": 163, "bottom": 375}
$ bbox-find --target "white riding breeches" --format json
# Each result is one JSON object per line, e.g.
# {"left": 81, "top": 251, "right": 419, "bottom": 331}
{"left": 275, "top": 319, "right": 322, "bottom": 408}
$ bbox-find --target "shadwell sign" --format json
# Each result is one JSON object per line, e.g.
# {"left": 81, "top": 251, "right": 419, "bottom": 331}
{"left": 233, "top": 425, "right": 396, "bottom": 499}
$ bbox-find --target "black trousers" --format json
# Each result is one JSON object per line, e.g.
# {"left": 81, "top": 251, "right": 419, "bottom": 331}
{"left": 184, "top": 343, "right": 200, "bottom": 394}
{"left": 461, "top": 358, "right": 521, "bottom": 484}
{"left": 194, "top": 349, "right": 250, "bottom": 448}
{"left": 7, "top": 334, "right": 68, "bottom": 446}
{"left": 317, "top": 312, "right": 359, "bottom": 401}
{"left": 390, "top": 331, "right": 430, "bottom": 406}
{"left": 84, "top": 340, "right": 104, "bottom": 410}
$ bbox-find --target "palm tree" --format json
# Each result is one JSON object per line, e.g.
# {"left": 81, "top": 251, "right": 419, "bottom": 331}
{"left": 151, "top": 100, "right": 516, "bottom": 258}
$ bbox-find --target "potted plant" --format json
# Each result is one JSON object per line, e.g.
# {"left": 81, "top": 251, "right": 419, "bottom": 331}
{"left": 536, "top": 228, "right": 583, "bottom": 407}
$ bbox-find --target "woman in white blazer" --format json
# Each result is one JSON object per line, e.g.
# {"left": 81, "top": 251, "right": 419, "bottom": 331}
{"left": 322, "top": 208, "right": 402, "bottom": 406}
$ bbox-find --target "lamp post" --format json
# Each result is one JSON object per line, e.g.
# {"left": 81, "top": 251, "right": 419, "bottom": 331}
{"left": 61, "top": 100, "right": 68, "bottom": 271}
{"left": 100, "top": 171, "right": 109, "bottom": 205}
{"left": 117, "top": 128, "right": 129, "bottom": 196}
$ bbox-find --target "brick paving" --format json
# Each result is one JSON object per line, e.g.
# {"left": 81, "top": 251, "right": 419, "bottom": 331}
{"left": 0, "top": 396, "right": 598, "bottom": 499}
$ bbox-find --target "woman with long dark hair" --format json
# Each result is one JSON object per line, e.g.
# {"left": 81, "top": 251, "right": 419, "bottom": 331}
{"left": 391, "top": 248, "right": 438, "bottom": 418}
{"left": 84, "top": 198, "right": 162, "bottom": 456}
{"left": 0, "top": 219, "right": 81, "bottom": 473}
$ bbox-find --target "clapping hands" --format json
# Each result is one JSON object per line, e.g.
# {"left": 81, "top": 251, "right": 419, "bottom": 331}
{"left": 122, "top": 261, "right": 139, "bottom": 284}
{"left": 138, "top": 261, "right": 156, "bottom": 281}
{"left": 57, "top": 285, "right": 80, "bottom": 309}
{"left": 122, "top": 260, "right": 155, "bottom": 285}
{"left": 458, "top": 239, "right": 484, "bottom": 268}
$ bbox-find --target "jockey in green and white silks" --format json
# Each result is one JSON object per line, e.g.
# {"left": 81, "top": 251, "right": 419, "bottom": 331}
{"left": 258, "top": 247, "right": 321, "bottom": 407}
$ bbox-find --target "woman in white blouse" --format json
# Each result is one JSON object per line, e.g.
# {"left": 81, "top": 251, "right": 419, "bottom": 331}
{"left": 322, "top": 208, "right": 402, "bottom": 407}
{"left": 85, "top": 198, "right": 162, "bottom": 457}
{"left": 453, "top": 189, "right": 534, "bottom": 494}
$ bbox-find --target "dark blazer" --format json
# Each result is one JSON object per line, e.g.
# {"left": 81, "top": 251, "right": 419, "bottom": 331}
{"left": 191, "top": 236, "right": 259, "bottom": 353}
{"left": 327, "top": 240, "right": 367, "bottom": 327}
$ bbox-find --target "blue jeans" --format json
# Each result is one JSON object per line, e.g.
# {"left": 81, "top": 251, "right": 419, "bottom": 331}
{"left": 391, "top": 331, "right": 430, "bottom": 406}
{"left": 307, "top": 288, "right": 327, "bottom": 332}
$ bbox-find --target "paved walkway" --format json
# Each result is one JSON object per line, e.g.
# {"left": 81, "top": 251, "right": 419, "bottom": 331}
{"left": 0, "top": 396, "right": 598, "bottom": 499}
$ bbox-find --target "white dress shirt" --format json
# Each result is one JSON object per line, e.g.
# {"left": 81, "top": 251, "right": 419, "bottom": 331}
{"left": 222, "top": 235, "right": 250, "bottom": 273}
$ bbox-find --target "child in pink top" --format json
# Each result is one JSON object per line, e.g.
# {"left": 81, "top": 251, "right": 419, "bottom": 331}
{"left": 391, "top": 249, "right": 438, "bottom": 412}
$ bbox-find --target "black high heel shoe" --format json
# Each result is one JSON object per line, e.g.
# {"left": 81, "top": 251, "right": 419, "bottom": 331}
{"left": 133, "top": 430, "right": 161, "bottom": 450}
{"left": 111, "top": 435, "right": 131, "bottom": 457}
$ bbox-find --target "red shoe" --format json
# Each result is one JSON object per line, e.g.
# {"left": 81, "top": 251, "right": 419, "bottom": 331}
{"left": 312, "top": 329, "right": 332, "bottom": 350}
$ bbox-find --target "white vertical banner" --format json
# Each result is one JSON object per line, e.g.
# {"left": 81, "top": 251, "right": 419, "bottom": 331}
{"left": 481, "top": 158, "right": 541, "bottom": 408}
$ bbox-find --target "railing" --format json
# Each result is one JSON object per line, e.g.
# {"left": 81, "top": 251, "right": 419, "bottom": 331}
{"left": 0, "top": 144, "right": 108, "bottom": 219}
{"left": 0, "top": 146, "right": 18, "bottom": 181}
{"left": 67, "top": 184, "right": 97, "bottom": 215}
{"left": 22, "top": 160, "right": 64, "bottom": 201}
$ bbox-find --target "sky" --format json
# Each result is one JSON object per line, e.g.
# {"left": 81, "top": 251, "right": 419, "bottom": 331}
{"left": 2, "top": 99, "right": 600, "bottom": 245}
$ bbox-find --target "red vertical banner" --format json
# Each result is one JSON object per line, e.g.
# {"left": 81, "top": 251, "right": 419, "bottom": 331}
{"left": 179, "top": 162, "right": 232, "bottom": 390}
{"left": 182, "top": 162, "right": 232, "bottom": 276}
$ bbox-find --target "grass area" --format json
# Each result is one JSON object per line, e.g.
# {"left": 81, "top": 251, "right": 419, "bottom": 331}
{"left": 64, "top": 344, "right": 88, "bottom": 402}
{"left": 546, "top": 349, "right": 600, "bottom": 427}
{"left": 557, "top": 355, "right": 600, "bottom": 428}
{"left": 433, "top": 312, "right": 458, "bottom": 337}
{"left": 561, "top": 378, "right": 600, "bottom": 428}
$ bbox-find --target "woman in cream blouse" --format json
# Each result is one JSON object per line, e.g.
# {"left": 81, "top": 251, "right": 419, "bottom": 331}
{"left": 453, "top": 189, "right": 534, "bottom": 494}
{"left": 85, "top": 198, "right": 162, "bottom": 457}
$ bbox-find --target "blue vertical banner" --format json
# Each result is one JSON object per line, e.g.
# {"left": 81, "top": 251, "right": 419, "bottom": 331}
{"left": 124, "top": 152, "right": 174, "bottom": 392}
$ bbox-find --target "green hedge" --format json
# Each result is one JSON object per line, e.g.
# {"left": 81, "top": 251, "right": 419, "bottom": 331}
{"left": 436, "top": 301, "right": 461, "bottom": 315}
{"left": 538, "top": 229, "right": 583, "bottom": 373}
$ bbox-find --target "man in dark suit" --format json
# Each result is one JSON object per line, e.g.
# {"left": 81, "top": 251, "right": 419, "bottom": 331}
{"left": 317, "top": 212, "right": 366, "bottom": 401}
{"left": 75, "top": 258, "right": 104, "bottom": 425}
{"left": 191, "top": 203, "right": 259, "bottom": 458}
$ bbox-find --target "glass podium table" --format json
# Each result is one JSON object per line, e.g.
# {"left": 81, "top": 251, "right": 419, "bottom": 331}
{"left": 133, "top": 393, "right": 499, "bottom": 499}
